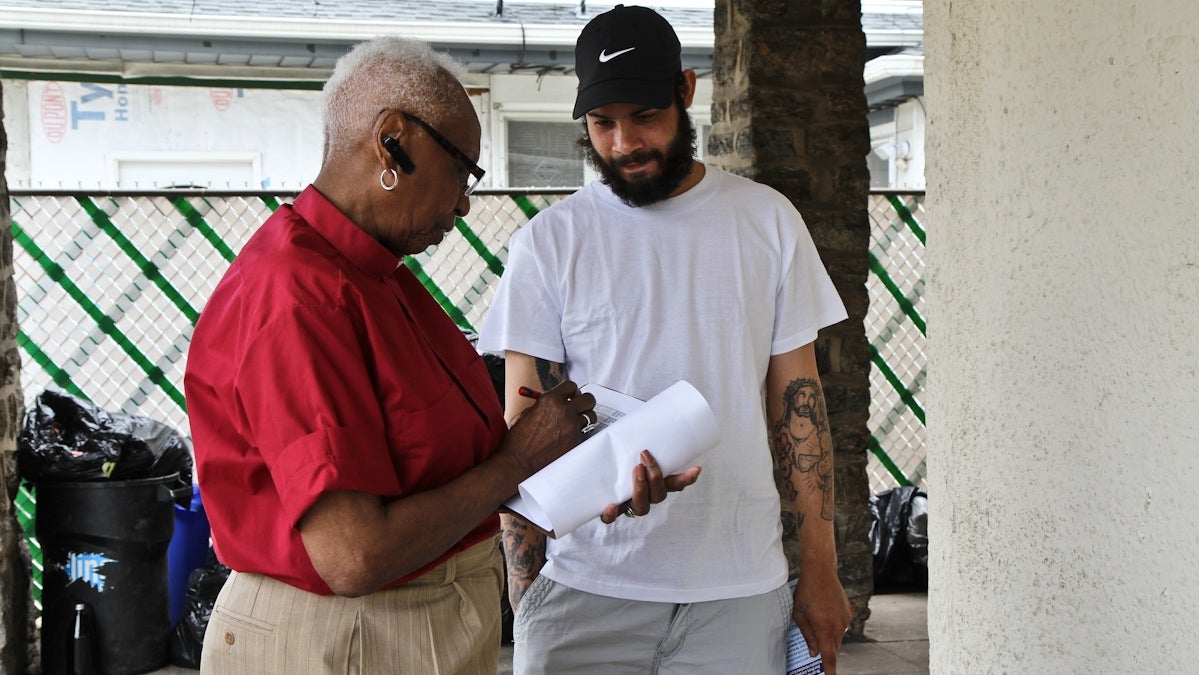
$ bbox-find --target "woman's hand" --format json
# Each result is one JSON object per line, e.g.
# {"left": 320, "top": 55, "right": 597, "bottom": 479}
{"left": 500, "top": 380, "right": 597, "bottom": 479}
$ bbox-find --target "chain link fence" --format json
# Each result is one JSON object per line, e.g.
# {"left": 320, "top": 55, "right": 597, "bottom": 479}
{"left": 867, "top": 193, "right": 927, "bottom": 493}
{"left": 8, "top": 188, "right": 923, "bottom": 606}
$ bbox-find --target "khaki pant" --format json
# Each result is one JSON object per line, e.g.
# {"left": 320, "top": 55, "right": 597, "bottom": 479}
{"left": 201, "top": 537, "right": 503, "bottom": 674}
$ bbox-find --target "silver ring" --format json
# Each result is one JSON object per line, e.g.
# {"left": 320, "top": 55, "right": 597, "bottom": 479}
{"left": 581, "top": 410, "right": 598, "bottom": 430}
{"left": 622, "top": 504, "right": 636, "bottom": 518}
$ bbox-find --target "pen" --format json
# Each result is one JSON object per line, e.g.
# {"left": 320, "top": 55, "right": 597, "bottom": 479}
{"left": 518, "top": 386, "right": 542, "bottom": 400}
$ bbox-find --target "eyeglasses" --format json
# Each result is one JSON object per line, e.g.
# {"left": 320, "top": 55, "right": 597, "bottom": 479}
{"left": 402, "top": 112, "right": 486, "bottom": 196}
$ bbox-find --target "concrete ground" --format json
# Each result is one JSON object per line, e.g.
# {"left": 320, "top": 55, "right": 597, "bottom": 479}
{"left": 838, "top": 591, "right": 929, "bottom": 675}
{"left": 153, "top": 591, "right": 928, "bottom": 674}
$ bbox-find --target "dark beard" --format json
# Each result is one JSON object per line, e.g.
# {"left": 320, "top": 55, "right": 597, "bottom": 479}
{"left": 579, "top": 107, "right": 697, "bottom": 207}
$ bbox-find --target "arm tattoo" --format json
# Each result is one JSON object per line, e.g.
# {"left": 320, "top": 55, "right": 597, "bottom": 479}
{"left": 498, "top": 359, "right": 560, "bottom": 607}
{"left": 535, "top": 359, "right": 566, "bottom": 391}
{"left": 770, "top": 378, "right": 835, "bottom": 526}
{"left": 500, "top": 515, "right": 546, "bottom": 609}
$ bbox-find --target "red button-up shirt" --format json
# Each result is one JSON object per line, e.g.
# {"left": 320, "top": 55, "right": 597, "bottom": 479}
{"left": 185, "top": 186, "right": 505, "bottom": 594}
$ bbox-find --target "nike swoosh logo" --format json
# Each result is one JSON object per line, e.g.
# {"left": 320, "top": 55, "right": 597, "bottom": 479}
{"left": 598, "top": 47, "right": 636, "bottom": 63}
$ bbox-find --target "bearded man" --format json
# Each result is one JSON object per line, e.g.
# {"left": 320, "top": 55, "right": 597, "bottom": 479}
{"left": 479, "top": 5, "right": 853, "bottom": 673}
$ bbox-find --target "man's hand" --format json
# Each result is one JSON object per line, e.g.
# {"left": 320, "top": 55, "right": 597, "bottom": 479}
{"left": 792, "top": 566, "right": 853, "bottom": 674}
{"left": 599, "top": 450, "right": 702, "bottom": 523}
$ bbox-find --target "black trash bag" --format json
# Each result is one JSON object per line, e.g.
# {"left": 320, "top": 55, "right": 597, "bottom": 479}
{"left": 906, "top": 489, "right": 928, "bottom": 573}
{"left": 170, "top": 548, "right": 232, "bottom": 669}
{"left": 18, "top": 389, "right": 193, "bottom": 486}
{"left": 869, "top": 486, "right": 929, "bottom": 591}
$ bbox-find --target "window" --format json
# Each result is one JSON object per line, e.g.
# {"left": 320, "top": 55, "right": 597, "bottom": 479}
{"left": 868, "top": 147, "right": 892, "bottom": 189}
{"left": 868, "top": 108, "right": 899, "bottom": 189}
{"left": 506, "top": 121, "right": 584, "bottom": 188}
{"left": 111, "top": 152, "right": 261, "bottom": 189}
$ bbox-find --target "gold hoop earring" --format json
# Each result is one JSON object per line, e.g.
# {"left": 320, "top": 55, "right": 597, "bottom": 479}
{"left": 379, "top": 168, "right": 399, "bottom": 191}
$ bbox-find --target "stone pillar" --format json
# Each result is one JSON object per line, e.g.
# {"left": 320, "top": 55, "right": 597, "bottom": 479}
{"left": 709, "top": 0, "right": 874, "bottom": 637}
{"left": 0, "top": 78, "right": 28, "bottom": 673}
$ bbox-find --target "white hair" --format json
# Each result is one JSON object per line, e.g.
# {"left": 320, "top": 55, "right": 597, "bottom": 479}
{"left": 322, "top": 36, "right": 467, "bottom": 160}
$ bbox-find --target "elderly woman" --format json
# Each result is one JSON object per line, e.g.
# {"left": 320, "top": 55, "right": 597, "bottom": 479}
{"left": 184, "top": 37, "right": 597, "bottom": 673}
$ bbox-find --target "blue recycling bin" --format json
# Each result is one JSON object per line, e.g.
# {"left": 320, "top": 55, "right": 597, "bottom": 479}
{"left": 166, "top": 484, "right": 210, "bottom": 626}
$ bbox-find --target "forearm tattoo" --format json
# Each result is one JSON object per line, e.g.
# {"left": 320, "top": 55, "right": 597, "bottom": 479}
{"left": 771, "top": 378, "right": 835, "bottom": 527}
{"left": 500, "top": 515, "right": 546, "bottom": 608}
{"left": 498, "top": 359, "right": 561, "bottom": 608}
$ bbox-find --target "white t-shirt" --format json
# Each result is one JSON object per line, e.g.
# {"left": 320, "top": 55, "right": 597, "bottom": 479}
{"left": 479, "top": 166, "right": 847, "bottom": 603}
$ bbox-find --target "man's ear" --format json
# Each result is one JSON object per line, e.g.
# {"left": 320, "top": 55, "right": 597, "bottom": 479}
{"left": 680, "top": 70, "right": 698, "bottom": 109}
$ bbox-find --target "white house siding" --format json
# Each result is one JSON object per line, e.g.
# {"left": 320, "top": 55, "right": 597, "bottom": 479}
{"left": 5, "top": 72, "right": 715, "bottom": 191}
{"left": 7, "top": 80, "right": 322, "bottom": 190}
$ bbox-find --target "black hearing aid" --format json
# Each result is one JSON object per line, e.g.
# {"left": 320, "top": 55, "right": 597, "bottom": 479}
{"left": 381, "top": 136, "right": 416, "bottom": 175}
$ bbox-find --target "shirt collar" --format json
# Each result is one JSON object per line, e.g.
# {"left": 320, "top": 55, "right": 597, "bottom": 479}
{"left": 292, "top": 185, "right": 402, "bottom": 278}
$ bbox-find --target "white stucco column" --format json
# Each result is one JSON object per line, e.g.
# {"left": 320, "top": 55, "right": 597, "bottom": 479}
{"left": 924, "top": 2, "right": 1199, "bottom": 671}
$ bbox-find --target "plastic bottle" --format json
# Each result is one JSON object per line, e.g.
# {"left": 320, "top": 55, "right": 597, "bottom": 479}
{"left": 70, "top": 602, "right": 97, "bottom": 675}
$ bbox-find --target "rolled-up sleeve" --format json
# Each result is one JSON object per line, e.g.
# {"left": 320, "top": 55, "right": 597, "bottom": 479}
{"left": 234, "top": 302, "right": 402, "bottom": 527}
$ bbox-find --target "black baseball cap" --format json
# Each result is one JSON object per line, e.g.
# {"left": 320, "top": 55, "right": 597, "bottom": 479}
{"left": 572, "top": 5, "right": 682, "bottom": 119}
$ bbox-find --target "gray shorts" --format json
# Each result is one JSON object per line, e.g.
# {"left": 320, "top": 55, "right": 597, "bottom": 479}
{"left": 512, "top": 576, "right": 792, "bottom": 674}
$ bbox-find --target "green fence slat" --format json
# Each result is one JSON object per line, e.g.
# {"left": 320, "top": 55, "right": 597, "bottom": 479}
{"left": 869, "top": 251, "right": 926, "bottom": 336}
{"left": 509, "top": 194, "right": 541, "bottom": 220}
{"left": 15, "top": 482, "right": 41, "bottom": 609}
{"left": 870, "top": 343, "right": 925, "bottom": 425}
{"left": 16, "top": 331, "right": 90, "bottom": 401}
{"left": 11, "top": 221, "right": 187, "bottom": 410}
{"left": 869, "top": 436, "right": 914, "bottom": 486}
{"left": 454, "top": 217, "right": 505, "bottom": 276}
{"left": 404, "top": 257, "right": 473, "bottom": 331}
{"left": 76, "top": 196, "right": 201, "bottom": 324}
{"left": 260, "top": 195, "right": 282, "bottom": 212}
{"left": 172, "top": 197, "right": 237, "bottom": 262}
{"left": 885, "top": 194, "right": 926, "bottom": 246}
